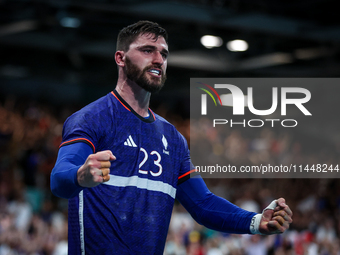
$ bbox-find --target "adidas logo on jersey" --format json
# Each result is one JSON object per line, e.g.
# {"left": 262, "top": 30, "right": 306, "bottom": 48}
{"left": 124, "top": 135, "right": 137, "bottom": 147}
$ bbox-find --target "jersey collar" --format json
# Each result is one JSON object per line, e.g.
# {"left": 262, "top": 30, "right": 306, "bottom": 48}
{"left": 111, "top": 90, "right": 156, "bottom": 123}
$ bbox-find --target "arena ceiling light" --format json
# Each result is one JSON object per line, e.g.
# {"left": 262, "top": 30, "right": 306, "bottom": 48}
{"left": 200, "top": 35, "right": 223, "bottom": 49}
{"left": 227, "top": 39, "right": 248, "bottom": 52}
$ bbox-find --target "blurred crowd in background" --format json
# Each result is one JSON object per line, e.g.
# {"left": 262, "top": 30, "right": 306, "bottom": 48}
{"left": 0, "top": 95, "right": 340, "bottom": 255}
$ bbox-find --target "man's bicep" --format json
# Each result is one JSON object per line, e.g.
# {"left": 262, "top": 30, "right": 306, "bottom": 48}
{"left": 176, "top": 176, "right": 211, "bottom": 208}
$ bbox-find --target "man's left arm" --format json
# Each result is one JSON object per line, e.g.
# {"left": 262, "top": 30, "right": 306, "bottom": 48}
{"left": 176, "top": 176, "right": 293, "bottom": 235}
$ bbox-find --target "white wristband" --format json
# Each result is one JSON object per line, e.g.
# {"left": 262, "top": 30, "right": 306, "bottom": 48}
{"left": 249, "top": 200, "right": 277, "bottom": 234}
{"left": 250, "top": 213, "right": 262, "bottom": 234}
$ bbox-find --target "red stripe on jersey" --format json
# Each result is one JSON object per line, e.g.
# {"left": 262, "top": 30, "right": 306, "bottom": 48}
{"left": 111, "top": 91, "right": 131, "bottom": 112}
{"left": 149, "top": 109, "right": 156, "bottom": 120}
{"left": 178, "top": 169, "right": 198, "bottom": 180}
{"left": 60, "top": 138, "right": 95, "bottom": 152}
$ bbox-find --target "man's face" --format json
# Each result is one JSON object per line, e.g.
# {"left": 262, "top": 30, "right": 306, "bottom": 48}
{"left": 124, "top": 33, "right": 168, "bottom": 93}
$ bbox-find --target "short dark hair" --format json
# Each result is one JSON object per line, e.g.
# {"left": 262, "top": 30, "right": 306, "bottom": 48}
{"left": 116, "top": 20, "right": 168, "bottom": 52}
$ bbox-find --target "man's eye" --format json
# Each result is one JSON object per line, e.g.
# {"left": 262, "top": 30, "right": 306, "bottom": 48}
{"left": 143, "top": 50, "right": 152, "bottom": 53}
{"left": 161, "top": 53, "right": 168, "bottom": 59}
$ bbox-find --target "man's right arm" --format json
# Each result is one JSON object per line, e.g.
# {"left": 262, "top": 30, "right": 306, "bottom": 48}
{"left": 50, "top": 143, "right": 91, "bottom": 199}
{"left": 50, "top": 143, "right": 114, "bottom": 199}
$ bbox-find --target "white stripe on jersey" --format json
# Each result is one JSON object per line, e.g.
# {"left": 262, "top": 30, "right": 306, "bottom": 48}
{"left": 103, "top": 174, "right": 176, "bottom": 199}
{"left": 128, "top": 135, "right": 137, "bottom": 147}
{"left": 79, "top": 190, "right": 85, "bottom": 255}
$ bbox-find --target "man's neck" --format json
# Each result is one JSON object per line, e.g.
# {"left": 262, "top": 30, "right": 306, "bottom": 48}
{"left": 115, "top": 78, "right": 151, "bottom": 117}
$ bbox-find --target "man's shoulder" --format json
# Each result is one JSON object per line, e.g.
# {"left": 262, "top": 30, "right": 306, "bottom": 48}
{"left": 63, "top": 93, "right": 117, "bottom": 130}
{"left": 153, "top": 112, "right": 177, "bottom": 132}
{"left": 80, "top": 93, "right": 116, "bottom": 114}
{"left": 60, "top": 93, "right": 119, "bottom": 146}
{"left": 153, "top": 112, "right": 187, "bottom": 143}
{"left": 153, "top": 112, "right": 170, "bottom": 124}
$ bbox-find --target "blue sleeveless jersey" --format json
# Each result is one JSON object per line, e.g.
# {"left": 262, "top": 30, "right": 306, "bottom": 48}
{"left": 60, "top": 91, "right": 196, "bottom": 254}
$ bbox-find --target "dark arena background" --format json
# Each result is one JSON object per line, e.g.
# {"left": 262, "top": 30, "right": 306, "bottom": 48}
{"left": 1, "top": 1, "right": 340, "bottom": 254}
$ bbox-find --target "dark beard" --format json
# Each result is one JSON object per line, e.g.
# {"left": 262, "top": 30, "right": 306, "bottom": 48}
{"left": 125, "top": 56, "right": 167, "bottom": 93}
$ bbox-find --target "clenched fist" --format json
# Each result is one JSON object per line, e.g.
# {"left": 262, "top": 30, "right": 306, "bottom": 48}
{"left": 250, "top": 198, "right": 293, "bottom": 235}
{"left": 77, "top": 150, "right": 116, "bottom": 188}
{"left": 259, "top": 198, "right": 293, "bottom": 235}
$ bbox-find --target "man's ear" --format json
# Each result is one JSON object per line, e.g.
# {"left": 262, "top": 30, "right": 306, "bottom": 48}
{"left": 115, "top": 51, "right": 125, "bottom": 67}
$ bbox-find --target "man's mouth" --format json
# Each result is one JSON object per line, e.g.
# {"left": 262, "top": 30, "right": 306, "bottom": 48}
{"left": 147, "top": 68, "right": 162, "bottom": 77}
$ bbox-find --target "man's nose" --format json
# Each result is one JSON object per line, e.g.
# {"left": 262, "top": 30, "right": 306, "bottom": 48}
{"left": 152, "top": 51, "right": 165, "bottom": 65}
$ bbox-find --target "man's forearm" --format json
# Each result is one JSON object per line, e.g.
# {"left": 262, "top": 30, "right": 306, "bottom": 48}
{"left": 176, "top": 176, "right": 256, "bottom": 234}
{"left": 50, "top": 142, "right": 92, "bottom": 199}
